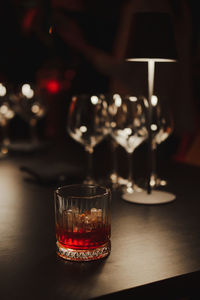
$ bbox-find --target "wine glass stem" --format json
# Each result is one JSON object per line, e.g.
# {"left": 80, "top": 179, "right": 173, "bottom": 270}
{"left": 111, "top": 139, "right": 118, "bottom": 176}
{"left": 2, "top": 123, "right": 10, "bottom": 145}
{"left": 0, "top": 123, "right": 10, "bottom": 155}
{"left": 29, "top": 119, "right": 38, "bottom": 143}
{"left": 127, "top": 152, "right": 134, "bottom": 184}
{"left": 85, "top": 146, "right": 94, "bottom": 183}
{"left": 151, "top": 142, "right": 157, "bottom": 178}
{"left": 147, "top": 59, "right": 155, "bottom": 194}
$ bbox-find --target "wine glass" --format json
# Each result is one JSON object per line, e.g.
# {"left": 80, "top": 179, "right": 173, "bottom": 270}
{"left": 67, "top": 94, "right": 110, "bottom": 184}
{"left": 0, "top": 83, "right": 15, "bottom": 157}
{"left": 11, "top": 83, "right": 46, "bottom": 144}
{"left": 127, "top": 95, "right": 176, "bottom": 205}
{"left": 150, "top": 95, "right": 174, "bottom": 188}
{"left": 106, "top": 95, "right": 129, "bottom": 189}
{"left": 109, "top": 94, "right": 148, "bottom": 198}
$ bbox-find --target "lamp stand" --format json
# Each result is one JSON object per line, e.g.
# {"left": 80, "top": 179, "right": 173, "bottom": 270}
{"left": 122, "top": 59, "right": 176, "bottom": 205}
{"left": 147, "top": 59, "right": 155, "bottom": 194}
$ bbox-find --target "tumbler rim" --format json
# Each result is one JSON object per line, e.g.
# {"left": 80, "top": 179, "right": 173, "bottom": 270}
{"left": 55, "top": 184, "right": 110, "bottom": 200}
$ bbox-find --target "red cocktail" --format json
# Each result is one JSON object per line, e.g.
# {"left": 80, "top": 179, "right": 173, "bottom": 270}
{"left": 55, "top": 185, "right": 111, "bottom": 261}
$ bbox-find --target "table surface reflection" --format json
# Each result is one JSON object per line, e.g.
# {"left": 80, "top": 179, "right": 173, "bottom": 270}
{"left": 1, "top": 148, "right": 200, "bottom": 300}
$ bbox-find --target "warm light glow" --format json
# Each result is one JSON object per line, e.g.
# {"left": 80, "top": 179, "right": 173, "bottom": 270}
{"left": 127, "top": 187, "right": 134, "bottom": 193}
{"left": 31, "top": 104, "right": 40, "bottom": 114}
{"left": 90, "top": 96, "right": 98, "bottom": 105}
{"left": 49, "top": 25, "right": 53, "bottom": 34}
{"left": 0, "top": 104, "right": 8, "bottom": 114}
{"left": 151, "top": 124, "right": 158, "bottom": 131}
{"left": 113, "top": 94, "right": 122, "bottom": 107}
{"left": 111, "top": 122, "right": 116, "bottom": 128}
{"left": 150, "top": 177, "right": 156, "bottom": 187}
{"left": 129, "top": 96, "right": 137, "bottom": 102}
{"left": 26, "top": 89, "right": 34, "bottom": 99}
{"left": 46, "top": 80, "right": 60, "bottom": 94}
{"left": 0, "top": 83, "right": 6, "bottom": 97}
{"left": 80, "top": 126, "right": 87, "bottom": 133}
{"left": 143, "top": 98, "right": 149, "bottom": 108}
{"left": 124, "top": 128, "right": 132, "bottom": 135}
{"left": 6, "top": 110, "right": 15, "bottom": 119}
{"left": 99, "top": 94, "right": 105, "bottom": 100}
{"left": 153, "top": 128, "right": 168, "bottom": 144}
{"left": 126, "top": 58, "right": 176, "bottom": 63}
{"left": 22, "top": 84, "right": 31, "bottom": 95}
{"left": 160, "top": 180, "right": 167, "bottom": 186}
{"left": 151, "top": 95, "right": 158, "bottom": 106}
{"left": 1, "top": 147, "right": 8, "bottom": 155}
{"left": 22, "top": 84, "right": 34, "bottom": 99}
{"left": 134, "top": 118, "right": 141, "bottom": 127}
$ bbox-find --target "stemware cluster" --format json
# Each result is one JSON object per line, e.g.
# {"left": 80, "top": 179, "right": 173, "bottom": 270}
{"left": 0, "top": 82, "right": 47, "bottom": 156}
{"left": 11, "top": 83, "right": 47, "bottom": 143}
{"left": 0, "top": 83, "right": 15, "bottom": 156}
{"left": 67, "top": 93, "right": 174, "bottom": 202}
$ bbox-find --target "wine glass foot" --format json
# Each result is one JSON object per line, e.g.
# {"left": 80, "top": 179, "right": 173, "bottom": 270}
{"left": 117, "top": 176, "right": 129, "bottom": 186}
{"left": 0, "top": 146, "right": 9, "bottom": 159}
{"left": 104, "top": 173, "right": 129, "bottom": 190}
{"left": 122, "top": 190, "right": 176, "bottom": 205}
{"left": 107, "top": 172, "right": 119, "bottom": 189}
{"left": 121, "top": 178, "right": 143, "bottom": 194}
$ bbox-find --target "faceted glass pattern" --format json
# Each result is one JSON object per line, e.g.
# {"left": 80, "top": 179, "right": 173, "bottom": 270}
{"left": 54, "top": 184, "right": 111, "bottom": 261}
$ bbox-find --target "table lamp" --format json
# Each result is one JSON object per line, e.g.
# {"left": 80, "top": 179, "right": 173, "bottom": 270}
{"left": 124, "top": 12, "right": 177, "bottom": 204}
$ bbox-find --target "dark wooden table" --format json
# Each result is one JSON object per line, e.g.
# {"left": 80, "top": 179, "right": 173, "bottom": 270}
{"left": 1, "top": 146, "right": 200, "bottom": 300}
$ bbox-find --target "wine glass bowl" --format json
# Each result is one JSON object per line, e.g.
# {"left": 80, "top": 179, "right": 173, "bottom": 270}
{"left": 68, "top": 95, "right": 109, "bottom": 150}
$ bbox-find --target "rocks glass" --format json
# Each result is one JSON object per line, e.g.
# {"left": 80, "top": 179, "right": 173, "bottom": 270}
{"left": 54, "top": 184, "right": 111, "bottom": 261}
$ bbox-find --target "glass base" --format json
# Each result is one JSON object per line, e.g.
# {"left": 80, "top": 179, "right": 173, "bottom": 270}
{"left": 0, "top": 146, "right": 9, "bottom": 159}
{"left": 122, "top": 190, "right": 176, "bottom": 205}
{"left": 108, "top": 173, "right": 128, "bottom": 189}
{"left": 56, "top": 241, "right": 111, "bottom": 261}
{"left": 122, "top": 182, "right": 143, "bottom": 194}
{"left": 98, "top": 174, "right": 129, "bottom": 190}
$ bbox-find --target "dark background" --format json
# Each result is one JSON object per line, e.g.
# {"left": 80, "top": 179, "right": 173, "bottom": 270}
{"left": 0, "top": 0, "right": 200, "bottom": 166}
